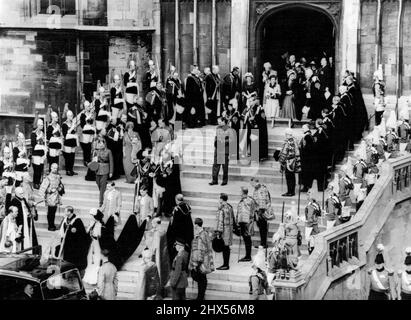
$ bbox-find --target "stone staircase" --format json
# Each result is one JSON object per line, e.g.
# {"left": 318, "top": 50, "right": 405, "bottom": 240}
{"left": 33, "top": 117, "right": 357, "bottom": 300}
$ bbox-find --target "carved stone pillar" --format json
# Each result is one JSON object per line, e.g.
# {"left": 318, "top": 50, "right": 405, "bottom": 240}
{"left": 341, "top": 0, "right": 361, "bottom": 74}
{"left": 271, "top": 270, "right": 305, "bottom": 300}
{"left": 230, "top": 0, "right": 250, "bottom": 74}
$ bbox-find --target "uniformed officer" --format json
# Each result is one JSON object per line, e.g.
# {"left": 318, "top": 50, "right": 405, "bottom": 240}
{"left": 397, "top": 248, "right": 411, "bottom": 300}
{"left": 325, "top": 185, "right": 342, "bottom": 229}
{"left": 368, "top": 244, "right": 396, "bottom": 300}
{"left": 304, "top": 189, "right": 321, "bottom": 254}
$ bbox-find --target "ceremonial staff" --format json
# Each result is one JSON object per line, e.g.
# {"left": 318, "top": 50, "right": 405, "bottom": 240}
{"left": 281, "top": 201, "right": 285, "bottom": 223}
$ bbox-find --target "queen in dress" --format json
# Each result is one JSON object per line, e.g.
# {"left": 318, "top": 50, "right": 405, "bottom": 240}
{"left": 83, "top": 209, "right": 104, "bottom": 286}
{"left": 264, "top": 75, "right": 281, "bottom": 125}
{"left": 280, "top": 70, "right": 297, "bottom": 120}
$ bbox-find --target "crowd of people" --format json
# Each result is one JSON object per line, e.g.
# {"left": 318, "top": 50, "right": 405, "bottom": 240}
{"left": 0, "top": 51, "right": 410, "bottom": 301}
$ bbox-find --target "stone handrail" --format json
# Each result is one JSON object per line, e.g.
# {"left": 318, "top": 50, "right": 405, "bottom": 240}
{"left": 296, "top": 154, "right": 411, "bottom": 300}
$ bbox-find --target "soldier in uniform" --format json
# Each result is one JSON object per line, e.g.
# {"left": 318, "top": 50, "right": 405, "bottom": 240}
{"left": 397, "top": 248, "right": 411, "bottom": 300}
{"left": 325, "top": 185, "right": 342, "bottom": 229}
{"left": 386, "top": 119, "right": 400, "bottom": 157}
{"left": 368, "top": 244, "right": 396, "bottom": 300}
{"left": 79, "top": 100, "right": 95, "bottom": 167}
{"left": 236, "top": 187, "right": 258, "bottom": 262}
{"left": 31, "top": 119, "right": 47, "bottom": 190}
{"left": 215, "top": 193, "right": 234, "bottom": 270}
{"left": 398, "top": 116, "right": 410, "bottom": 144}
{"left": 169, "top": 239, "right": 189, "bottom": 300}
{"left": 338, "top": 166, "right": 354, "bottom": 208}
{"left": 39, "top": 163, "right": 64, "bottom": 231}
{"left": 46, "top": 111, "right": 62, "bottom": 171}
{"left": 304, "top": 189, "right": 321, "bottom": 254}
{"left": 61, "top": 110, "right": 78, "bottom": 176}
{"left": 110, "top": 74, "right": 125, "bottom": 124}
{"left": 278, "top": 128, "right": 301, "bottom": 197}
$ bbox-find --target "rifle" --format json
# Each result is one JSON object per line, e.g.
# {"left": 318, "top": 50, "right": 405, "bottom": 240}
{"left": 281, "top": 201, "right": 285, "bottom": 223}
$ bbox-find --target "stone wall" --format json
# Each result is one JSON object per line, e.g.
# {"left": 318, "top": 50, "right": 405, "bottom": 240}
{"left": 160, "top": 0, "right": 232, "bottom": 80}
{"left": 0, "top": 29, "right": 77, "bottom": 116}
{"left": 108, "top": 33, "right": 153, "bottom": 96}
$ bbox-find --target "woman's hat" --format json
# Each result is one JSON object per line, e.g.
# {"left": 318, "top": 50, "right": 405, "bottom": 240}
{"left": 244, "top": 72, "right": 254, "bottom": 79}
{"left": 287, "top": 70, "right": 296, "bottom": 78}
{"left": 252, "top": 248, "right": 266, "bottom": 270}
{"left": 263, "top": 62, "right": 272, "bottom": 69}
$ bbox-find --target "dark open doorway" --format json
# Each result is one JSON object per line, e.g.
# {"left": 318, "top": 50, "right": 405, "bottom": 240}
{"left": 258, "top": 6, "right": 336, "bottom": 84}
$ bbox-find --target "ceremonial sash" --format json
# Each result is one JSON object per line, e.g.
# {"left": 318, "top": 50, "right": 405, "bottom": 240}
{"left": 372, "top": 270, "right": 387, "bottom": 291}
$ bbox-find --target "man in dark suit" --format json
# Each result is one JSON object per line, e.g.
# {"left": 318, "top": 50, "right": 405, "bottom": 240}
{"left": 169, "top": 239, "right": 189, "bottom": 300}
{"left": 318, "top": 57, "right": 333, "bottom": 93}
{"left": 17, "top": 284, "right": 35, "bottom": 300}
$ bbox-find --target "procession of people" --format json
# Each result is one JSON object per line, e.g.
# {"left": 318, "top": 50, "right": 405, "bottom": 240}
{"left": 0, "top": 49, "right": 410, "bottom": 302}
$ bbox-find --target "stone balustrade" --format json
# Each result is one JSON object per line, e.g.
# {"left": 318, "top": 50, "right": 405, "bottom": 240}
{"left": 273, "top": 153, "right": 411, "bottom": 300}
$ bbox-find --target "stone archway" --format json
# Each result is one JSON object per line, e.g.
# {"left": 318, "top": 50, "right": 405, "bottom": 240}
{"left": 249, "top": 1, "right": 342, "bottom": 93}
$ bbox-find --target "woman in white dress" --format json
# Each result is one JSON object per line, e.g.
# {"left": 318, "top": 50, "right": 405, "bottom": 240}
{"left": 0, "top": 206, "right": 21, "bottom": 253}
{"left": 264, "top": 75, "right": 281, "bottom": 127}
{"left": 83, "top": 209, "right": 104, "bottom": 285}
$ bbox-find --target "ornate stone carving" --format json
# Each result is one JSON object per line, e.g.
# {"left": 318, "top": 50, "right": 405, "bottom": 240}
{"left": 254, "top": 1, "right": 342, "bottom": 23}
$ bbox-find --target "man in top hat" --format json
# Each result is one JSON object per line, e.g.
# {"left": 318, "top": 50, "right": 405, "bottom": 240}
{"left": 169, "top": 238, "right": 189, "bottom": 300}
{"left": 397, "top": 247, "right": 411, "bottom": 300}
{"left": 367, "top": 244, "right": 396, "bottom": 300}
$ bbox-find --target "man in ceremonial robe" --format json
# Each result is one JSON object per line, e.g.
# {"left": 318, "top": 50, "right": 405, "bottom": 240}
{"left": 184, "top": 65, "right": 205, "bottom": 128}
{"left": 222, "top": 67, "right": 241, "bottom": 112}
{"left": 5, "top": 187, "right": 38, "bottom": 253}
{"left": 205, "top": 65, "right": 221, "bottom": 125}
{"left": 57, "top": 206, "right": 89, "bottom": 277}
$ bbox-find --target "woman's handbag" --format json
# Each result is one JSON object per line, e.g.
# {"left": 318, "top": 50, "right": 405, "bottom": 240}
{"left": 212, "top": 232, "right": 225, "bottom": 253}
{"left": 262, "top": 206, "right": 275, "bottom": 221}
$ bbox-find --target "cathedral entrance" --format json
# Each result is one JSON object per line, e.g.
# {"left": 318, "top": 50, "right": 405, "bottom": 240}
{"left": 253, "top": 3, "right": 338, "bottom": 92}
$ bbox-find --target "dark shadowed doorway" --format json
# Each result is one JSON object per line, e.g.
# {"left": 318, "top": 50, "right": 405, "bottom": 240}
{"left": 257, "top": 5, "right": 336, "bottom": 86}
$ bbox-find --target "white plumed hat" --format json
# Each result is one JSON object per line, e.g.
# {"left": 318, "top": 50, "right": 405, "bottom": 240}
{"left": 354, "top": 140, "right": 367, "bottom": 160}
{"left": 386, "top": 110, "right": 397, "bottom": 129}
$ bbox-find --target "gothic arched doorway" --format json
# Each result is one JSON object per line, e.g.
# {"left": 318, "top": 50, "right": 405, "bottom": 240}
{"left": 253, "top": 3, "right": 339, "bottom": 93}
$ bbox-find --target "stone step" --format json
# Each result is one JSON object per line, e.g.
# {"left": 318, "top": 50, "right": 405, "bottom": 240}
{"left": 185, "top": 287, "right": 251, "bottom": 300}
{"left": 181, "top": 169, "right": 285, "bottom": 183}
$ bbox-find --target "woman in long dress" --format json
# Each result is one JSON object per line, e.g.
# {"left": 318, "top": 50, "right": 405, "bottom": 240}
{"left": 0, "top": 206, "right": 21, "bottom": 253}
{"left": 123, "top": 122, "right": 141, "bottom": 183}
{"left": 83, "top": 209, "right": 104, "bottom": 286}
{"left": 265, "top": 75, "right": 281, "bottom": 127}
{"left": 242, "top": 73, "right": 258, "bottom": 109}
{"left": 280, "top": 70, "right": 297, "bottom": 120}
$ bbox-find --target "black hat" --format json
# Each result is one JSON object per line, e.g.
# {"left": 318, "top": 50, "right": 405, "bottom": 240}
{"left": 174, "top": 238, "right": 186, "bottom": 247}
{"left": 375, "top": 253, "right": 384, "bottom": 264}
{"left": 405, "top": 255, "right": 411, "bottom": 266}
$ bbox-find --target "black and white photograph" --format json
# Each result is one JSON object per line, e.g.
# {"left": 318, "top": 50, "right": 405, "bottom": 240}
{"left": 0, "top": 0, "right": 411, "bottom": 306}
